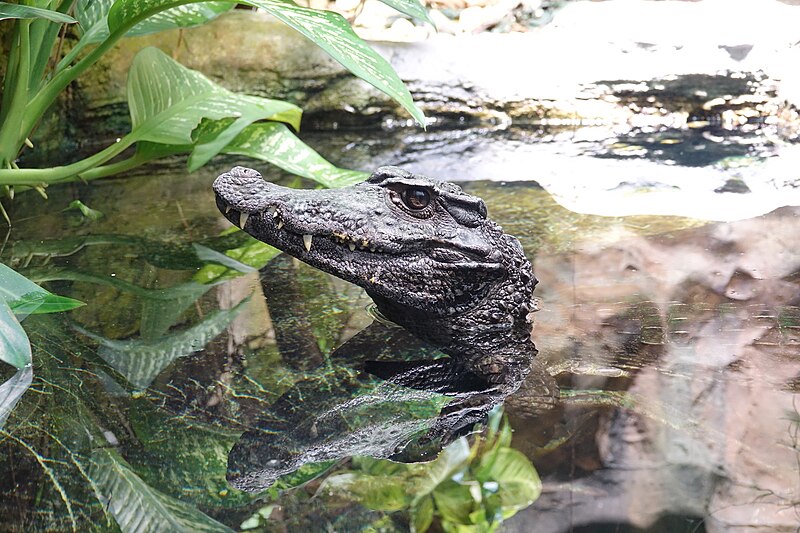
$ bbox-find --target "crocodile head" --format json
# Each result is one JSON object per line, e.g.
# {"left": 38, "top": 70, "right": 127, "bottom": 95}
{"left": 213, "top": 166, "right": 534, "bottom": 325}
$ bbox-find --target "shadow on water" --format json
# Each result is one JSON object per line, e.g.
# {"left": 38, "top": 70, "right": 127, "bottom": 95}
{"left": 1, "top": 98, "right": 799, "bottom": 532}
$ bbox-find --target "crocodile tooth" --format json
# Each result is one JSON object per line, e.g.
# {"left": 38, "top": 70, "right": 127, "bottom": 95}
{"left": 268, "top": 206, "right": 277, "bottom": 217}
{"left": 277, "top": 220, "right": 284, "bottom": 230}
{"left": 240, "top": 212, "right": 249, "bottom": 228}
{"left": 348, "top": 243, "right": 356, "bottom": 252}
{"left": 303, "top": 234, "right": 313, "bottom": 252}
{"left": 225, "top": 205, "right": 232, "bottom": 214}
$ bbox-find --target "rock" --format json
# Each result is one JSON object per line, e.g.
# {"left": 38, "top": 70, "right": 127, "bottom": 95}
{"left": 26, "top": 1, "right": 800, "bottom": 155}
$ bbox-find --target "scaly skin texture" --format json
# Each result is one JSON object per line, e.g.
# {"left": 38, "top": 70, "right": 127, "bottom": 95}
{"left": 213, "top": 165, "right": 538, "bottom": 395}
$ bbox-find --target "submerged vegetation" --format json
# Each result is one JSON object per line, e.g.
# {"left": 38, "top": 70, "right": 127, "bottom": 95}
{"left": 0, "top": 221, "right": 544, "bottom": 531}
{"left": 0, "top": 0, "right": 429, "bottom": 222}
{"left": 0, "top": 2, "right": 545, "bottom": 531}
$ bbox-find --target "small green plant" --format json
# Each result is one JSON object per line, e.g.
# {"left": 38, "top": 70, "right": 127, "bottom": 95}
{"left": 0, "top": 262, "right": 83, "bottom": 367}
{"left": 316, "top": 408, "right": 542, "bottom": 533}
{"left": 0, "top": 0, "right": 430, "bottom": 221}
{"left": 0, "top": 262, "right": 82, "bottom": 427}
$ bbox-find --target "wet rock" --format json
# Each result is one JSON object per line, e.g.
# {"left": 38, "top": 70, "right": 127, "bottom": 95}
{"left": 20, "top": 0, "right": 800, "bottom": 166}
{"left": 715, "top": 177, "right": 751, "bottom": 194}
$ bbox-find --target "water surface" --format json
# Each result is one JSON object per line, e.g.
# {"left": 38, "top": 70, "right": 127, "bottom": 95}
{"left": 1, "top": 119, "right": 798, "bottom": 532}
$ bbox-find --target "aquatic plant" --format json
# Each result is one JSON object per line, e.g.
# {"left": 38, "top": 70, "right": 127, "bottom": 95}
{"left": 317, "top": 408, "right": 542, "bottom": 533}
{"left": 0, "top": 263, "right": 82, "bottom": 371}
{"left": 0, "top": 0, "right": 429, "bottom": 221}
{"left": 0, "top": 263, "right": 82, "bottom": 436}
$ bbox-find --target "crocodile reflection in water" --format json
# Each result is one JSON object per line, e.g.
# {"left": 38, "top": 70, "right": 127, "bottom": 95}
{"left": 213, "top": 166, "right": 540, "bottom": 492}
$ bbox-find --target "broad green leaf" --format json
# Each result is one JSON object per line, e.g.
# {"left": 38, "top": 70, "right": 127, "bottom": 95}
{"left": 269, "top": 460, "right": 338, "bottom": 494}
{"left": 0, "top": 263, "right": 84, "bottom": 319}
{"left": 0, "top": 2, "right": 77, "bottom": 23}
{"left": 8, "top": 291, "right": 85, "bottom": 316}
{"left": 0, "top": 366, "right": 33, "bottom": 428}
{"left": 192, "top": 243, "right": 256, "bottom": 274}
{"left": 75, "top": 0, "right": 113, "bottom": 30}
{"left": 432, "top": 481, "right": 475, "bottom": 525}
{"left": 411, "top": 494, "right": 435, "bottom": 533}
{"left": 378, "top": 0, "right": 433, "bottom": 25}
{"left": 56, "top": 0, "right": 114, "bottom": 69}
{"left": 121, "top": 2, "right": 235, "bottom": 38}
{"left": 89, "top": 448, "right": 235, "bottom": 533}
{"left": 411, "top": 437, "right": 471, "bottom": 497}
{"left": 106, "top": 0, "right": 424, "bottom": 125}
{"left": 127, "top": 47, "right": 301, "bottom": 163}
{"left": 64, "top": 199, "right": 104, "bottom": 220}
{"left": 74, "top": 0, "right": 234, "bottom": 43}
{"left": 0, "top": 263, "right": 44, "bottom": 307}
{"left": 221, "top": 122, "right": 368, "bottom": 188}
{"left": 193, "top": 235, "right": 279, "bottom": 284}
{"left": 323, "top": 437, "right": 471, "bottom": 513}
{"left": 477, "top": 448, "right": 541, "bottom": 509}
{"left": 0, "top": 301, "right": 30, "bottom": 369}
{"left": 323, "top": 472, "right": 411, "bottom": 511}
{"left": 75, "top": 297, "right": 248, "bottom": 389}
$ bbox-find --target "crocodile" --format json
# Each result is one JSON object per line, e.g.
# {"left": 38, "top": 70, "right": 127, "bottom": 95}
{"left": 213, "top": 165, "right": 538, "bottom": 388}
{"left": 213, "top": 165, "right": 539, "bottom": 490}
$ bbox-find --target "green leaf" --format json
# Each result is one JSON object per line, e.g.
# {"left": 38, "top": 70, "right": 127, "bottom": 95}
{"left": 411, "top": 494, "right": 435, "bottom": 533}
{"left": 74, "top": 0, "right": 234, "bottom": 43}
{"left": 269, "top": 460, "right": 338, "bottom": 493}
{"left": 323, "top": 472, "right": 411, "bottom": 511}
{"left": 193, "top": 235, "right": 280, "bottom": 284}
{"left": 323, "top": 437, "right": 471, "bottom": 517}
{"left": 0, "top": 300, "right": 31, "bottom": 369}
{"left": 378, "top": 0, "right": 433, "bottom": 25}
{"left": 0, "top": 263, "right": 84, "bottom": 319}
{"left": 432, "top": 481, "right": 476, "bottom": 525}
{"left": 127, "top": 47, "right": 301, "bottom": 166}
{"left": 106, "top": 0, "right": 424, "bottom": 125}
{"left": 75, "top": 297, "right": 249, "bottom": 389}
{"left": 57, "top": 0, "right": 114, "bottom": 69}
{"left": 0, "top": 366, "right": 33, "bottom": 428}
{"left": 75, "top": 0, "right": 113, "bottom": 30}
{"left": 121, "top": 2, "right": 235, "bottom": 39}
{"left": 477, "top": 448, "right": 541, "bottom": 510}
{"left": 249, "top": 0, "right": 424, "bottom": 125}
{"left": 0, "top": 2, "right": 77, "bottom": 23}
{"left": 8, "top": 291, "right": 85, "bottom": 316}
{"left": 0, "top": 264, "right": 45, "bottom": 308}
{"left": 89, "top": 448, "right": 235, "bottom": 533}
{"left": 192, "top": 243, "right": 256, "bottom": 273}
{"left": 221, "top": 122, "right": 368, "bottom": 188}
{"left": 412, "top": 437, "right": 471, "bottom": 496}
{"left": 64, "top": 200, "right": 104, "bottom": 220}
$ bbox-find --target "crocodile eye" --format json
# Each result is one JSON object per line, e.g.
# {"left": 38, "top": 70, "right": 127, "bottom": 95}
{"left": 402, "top": 187, "right": 430, "bottom": 210}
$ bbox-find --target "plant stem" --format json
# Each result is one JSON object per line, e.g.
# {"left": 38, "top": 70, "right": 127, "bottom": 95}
{"left": 0, "top": 135, "right": 138, "bottom": 186}
{"left": 21, "top": 39, "right": 110, "bottom": 140}
{"left": 0, "top": 23, "right": 21, "bottom": 128}
{"left": 78, "top": 149, "right": 183, "bottom": 182}
{"left": 0, "top": 20, "right": 31, "bottom": 165}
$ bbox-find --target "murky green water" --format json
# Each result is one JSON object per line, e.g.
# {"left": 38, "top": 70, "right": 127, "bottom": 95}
{"left": 1, "top": 122, "right": 799, "bottom": 532}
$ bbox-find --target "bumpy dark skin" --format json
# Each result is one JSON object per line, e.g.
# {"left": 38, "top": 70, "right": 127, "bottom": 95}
{"left": 213, "top": 165, "right": 538, "bottom": 396}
